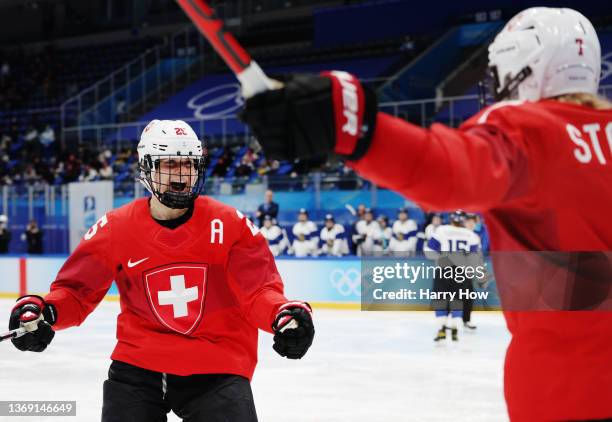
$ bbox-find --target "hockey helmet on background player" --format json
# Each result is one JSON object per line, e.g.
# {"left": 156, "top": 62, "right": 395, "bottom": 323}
{"left": 486, "top": 7, "right": 601, "bottom": 102}
{"left": 377, "top": 214, "right": 389, "bottom": 227}
{"left": 263, "top": 215, "right": 274, "bottom": 227}
{"left": 449, "top": 210, "right": 466, "bottom": 225}
{"left": 137, "top": 120, "right": 206, "bottom": 209}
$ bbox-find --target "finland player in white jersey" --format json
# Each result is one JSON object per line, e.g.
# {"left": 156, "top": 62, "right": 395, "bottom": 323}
{"left": 291, "top": 208, "right": 318, "bottom": 257}
{"left": 318, "top": 214, "right": 349, "bottom": 256}
{"left": 372, "top": 215, "right": 392, "bottom": 254}
{"left": 389, "top": 208, "right": 418, "bottom": 255}
{"left": 259, "top": 215, "right": 288, "bottom": 257}
{"left": 424, "top": 213, "right": 442, "bottom": 240}
{"left": 353, "top": 208, "right": 381, "bottom": 256}
{"left": 424, "top": 210, "right": 481, "bottom": 341}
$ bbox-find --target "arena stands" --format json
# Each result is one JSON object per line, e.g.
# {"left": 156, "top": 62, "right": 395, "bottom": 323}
{"left": 0, "top": 1, "right": 610, "bottom": 254}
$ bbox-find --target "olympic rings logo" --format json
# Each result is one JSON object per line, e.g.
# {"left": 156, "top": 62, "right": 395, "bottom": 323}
{"left": 187, "top": 83, "right": 244, "bottom": 120}
{"left": 330, "top": 268, "right": 361, "bottom": 297}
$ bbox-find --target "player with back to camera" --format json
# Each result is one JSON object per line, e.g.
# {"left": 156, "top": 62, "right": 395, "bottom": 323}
{"left": 424, "top": 210, "right": 481, "bottom": 342}
{"left": 242, "top": 7, "right": 612, "bottom": 421}
{"left": 7, "top": 120, "right": 315, "bottom": 422}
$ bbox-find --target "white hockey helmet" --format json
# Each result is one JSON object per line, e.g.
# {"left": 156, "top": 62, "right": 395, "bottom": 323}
{"left": 487, "top": 7, "right": 601, "bottom": 101}
{"left": 137, "top": 119, "right": 206, "bottom": 209}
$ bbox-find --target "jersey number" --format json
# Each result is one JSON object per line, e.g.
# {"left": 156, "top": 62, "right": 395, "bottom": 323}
{"left": 84, "top": 214, "right": 108, "bottom": 240}
{"left": 450, "top": 239, "right": 469, "bottom": 252}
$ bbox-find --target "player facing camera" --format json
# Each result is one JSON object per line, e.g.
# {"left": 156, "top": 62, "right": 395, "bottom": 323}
{"left": 5, "top": 118, "right": 314, "bottom": 422}
{"left": 137, "top": 119, "right": 206, "bottom": 210}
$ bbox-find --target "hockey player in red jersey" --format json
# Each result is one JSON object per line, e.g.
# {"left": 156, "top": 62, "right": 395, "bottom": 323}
{"left": 242, "top": 7, "right": 612, "bottom": 422}
{"left": 8, "top": 119, "right": 314, "bottom": 422}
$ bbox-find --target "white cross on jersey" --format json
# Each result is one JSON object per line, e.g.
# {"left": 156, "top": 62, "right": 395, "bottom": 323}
{"left": 157, "top": 275, "right": 198, "bottom": 318}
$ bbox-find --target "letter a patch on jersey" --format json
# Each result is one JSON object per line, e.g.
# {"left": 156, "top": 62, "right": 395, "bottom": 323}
{"left": 143, "top": 263, "right": 208, "bottom": 335}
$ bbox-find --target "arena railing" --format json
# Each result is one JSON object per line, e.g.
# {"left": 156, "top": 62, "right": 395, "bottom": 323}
{"left": 59, "top": 25, "right": 206, "bottom": 141}
{"left": 62, "top": 84, "right": 612, "bottom": 150}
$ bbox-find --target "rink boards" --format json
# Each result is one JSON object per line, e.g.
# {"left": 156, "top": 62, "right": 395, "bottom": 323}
{"left": 0, "top": 256, "right": 501, "bottom": 310}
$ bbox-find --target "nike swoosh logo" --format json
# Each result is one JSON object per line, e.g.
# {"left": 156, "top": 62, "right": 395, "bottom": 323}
{"left": 127, "top": 257, "right": 149, "bottom": 268}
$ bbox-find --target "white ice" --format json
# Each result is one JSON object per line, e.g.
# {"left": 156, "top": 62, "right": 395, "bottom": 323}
{"left": 0, "top": 299, "right": 511, "bottom": 422}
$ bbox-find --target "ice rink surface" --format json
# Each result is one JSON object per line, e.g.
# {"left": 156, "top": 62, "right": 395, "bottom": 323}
{"left": 0, "top": 299, "right": 511, "bottom": 422}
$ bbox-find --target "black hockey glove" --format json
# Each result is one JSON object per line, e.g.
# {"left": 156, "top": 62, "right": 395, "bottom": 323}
{"left": 241, "top": 71, "right": 378, "bottom": 162}
{"left": 272, "top": 301, "right": 314, "bottom": 359}
{"left": 9, "top": 295, "right": 57, "bottom": 352}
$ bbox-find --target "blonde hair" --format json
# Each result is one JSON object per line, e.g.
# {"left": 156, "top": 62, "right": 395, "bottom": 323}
{"left": 553, "top": 93, "right": 612, "bottom": 110}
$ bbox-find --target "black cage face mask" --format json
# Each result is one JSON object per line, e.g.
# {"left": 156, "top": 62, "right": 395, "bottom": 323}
{"left": 139, "top": 155, "right": 206, "bottom": 209}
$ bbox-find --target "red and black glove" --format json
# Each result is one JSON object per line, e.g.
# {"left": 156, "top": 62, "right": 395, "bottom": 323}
{"left": 9, "top": 295, "right": 57, "bottom": 352}
{"left": 241, "top": 71, "right": 378, "bottom": 162}
{"left": 272, "top": 301, "right": 314, "bottom": 359}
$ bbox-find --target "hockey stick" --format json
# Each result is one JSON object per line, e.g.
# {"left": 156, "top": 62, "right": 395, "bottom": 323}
{"left": 345, "top": 204, "right": 357, "bottom": 217}
{"left": 0, "top": 318, "right": 41, "bottom": 343}
{"left": 1, "top": 327, "right": 27, "bottom": 343}
{"left": 175, "top": 0, "right": 279, "bottom": 98}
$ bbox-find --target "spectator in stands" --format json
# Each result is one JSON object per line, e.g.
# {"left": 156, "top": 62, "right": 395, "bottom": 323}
{"left": 22, "top": 219, "right": 43, "bottom": 254}
{"left": 39, "top": 124, "right": 55, "bottom": 147}
{"left": 373, "top": 215, "right": 392, "bottom": 254}
{"left": 389, "top": 208, "right": 418, "bottom": 256}
{"left": 78, "top": 164, "right": 99, "bottom": 182}
{"left": 235, "top": 155, "right": 255, "bottom": 177}
{"left": 353, "top": 208, "right": 380, "bottom": 256}
{"left": 256, "top": 189, "right": 279, "bottom": 227}
{"left": 62, "top": 153, "right": 81, "bottom": 183}
{"left": 259, "top": 215, "right": 288, "bottom": 257}
{"left": 24, "top": 125, "right": 38, "bottom": 143}
{"left": 23, "top": 164, "right": 39, "bottom": 185}
{"left": 212, "top": 148, "right": 233, "bottom": 177}
{"left": 319, "top": 214, "right": 348, "bottom": 257}
{"left": 99, "top": 160, "right": 113, "bottom": 180}
{"left": 291, "top": 208, "right": 318, "bottom": 257}
{"left": 0, "top": 215, "right": 11, "bottom": 253}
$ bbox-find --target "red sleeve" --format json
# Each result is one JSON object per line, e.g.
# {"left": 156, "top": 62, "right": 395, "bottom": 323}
{"left": 44, "top": 214, "right": 116, "bottom": 330}
{"left": 226, "top": 217, "right": 288, "bottom": 333}
{"left": 348, "top": 111, "right": 531, "bottom": 211}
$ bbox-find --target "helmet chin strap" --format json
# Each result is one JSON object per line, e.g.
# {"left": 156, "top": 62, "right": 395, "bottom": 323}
{"left": 159, "top": 191, "right": 194, "bottom": 209}
{"left": 495, "top": 66, "right": 533, "bottom": 101}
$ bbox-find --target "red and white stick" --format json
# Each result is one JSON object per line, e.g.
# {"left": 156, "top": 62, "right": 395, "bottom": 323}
{"left": 175, "top": 0, "right": 278, "bottom": 98}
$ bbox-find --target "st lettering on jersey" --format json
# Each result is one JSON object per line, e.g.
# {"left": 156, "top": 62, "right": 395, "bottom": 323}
{"left": 566, "top": 122, "right": 612, "bottom": 165}
{"left": 143, "top": 262, "right": 209, "bottom": 335}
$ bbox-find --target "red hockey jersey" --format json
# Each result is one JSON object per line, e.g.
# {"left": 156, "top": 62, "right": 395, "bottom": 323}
{"left": 44, "top": 196, "right": 288, "bottom": 379}
{"left": 351, "top": 99, "right": 612, "bottom": 421}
